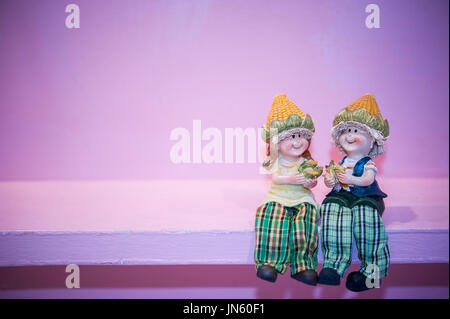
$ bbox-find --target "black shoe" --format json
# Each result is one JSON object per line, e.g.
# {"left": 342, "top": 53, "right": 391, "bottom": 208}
{"left": 346, "top": 271, "right": 379, "bottom": 292}
{"left": 318, "top": 268, "right": 341, "bottom": 286}
{"left": 291, "top": 270, "right": 318, "bottom": 286}
{"left": 256, "top": 265, "right": 277, "bottom": 283}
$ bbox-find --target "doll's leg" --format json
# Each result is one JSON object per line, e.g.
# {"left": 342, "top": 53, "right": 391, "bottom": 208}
{"left": 289, "top": 203, "right": 319, "bottom": 275}
{"left": 255, "top": 201, "right": 291, "bottom": 274}
{"left": 352, "top": 205, "right": 390, "bottom": 279}
{"left": 320, "top": 202, "right": 353, "bottom": 277}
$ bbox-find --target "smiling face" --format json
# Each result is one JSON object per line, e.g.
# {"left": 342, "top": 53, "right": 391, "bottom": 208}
{"left": 278, "top": 133, "right": 310, "bottom": 160}
{"left": 338, "top": 125, "right": 373, "bottom": 157}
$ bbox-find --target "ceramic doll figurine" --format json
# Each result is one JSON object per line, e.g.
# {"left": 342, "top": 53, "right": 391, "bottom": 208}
{"left": 318, "top": 93, "right": 390, "bottom": 292}
{"left": 255, "top": 94, "right": 320, "bottom": 286}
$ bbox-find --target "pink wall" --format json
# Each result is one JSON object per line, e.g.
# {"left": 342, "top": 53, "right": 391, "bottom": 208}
{"left": 0, "top": 0, "right": 448, "bottom": 180}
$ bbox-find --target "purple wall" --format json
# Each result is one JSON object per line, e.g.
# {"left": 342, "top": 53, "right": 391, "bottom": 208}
{"left": 0, "top": 264, "right": 448, "bottom": 299}
{"left": 0, "top": 0, "right": 448, "bottom": 181}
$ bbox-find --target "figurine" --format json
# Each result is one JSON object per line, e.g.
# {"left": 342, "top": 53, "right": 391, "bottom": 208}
{"left": 318, "top": 93, "right": 390, "bottom": 292}
{"left": 255, "top": 94, "right": 321, "bottom": 285}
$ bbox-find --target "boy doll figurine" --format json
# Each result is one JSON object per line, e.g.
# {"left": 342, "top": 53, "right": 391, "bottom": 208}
{"left": 255, "top": 94, "right": 320, "bottom": 286}
{"left": 318, "top": 93, "right": 390, "bottom": 292}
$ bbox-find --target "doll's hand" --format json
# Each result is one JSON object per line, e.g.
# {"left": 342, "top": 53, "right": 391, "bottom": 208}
{"left": 289, "top": 173, "right": 307, "bottom": 185}
{"left": 303, "top": 177, "right": 318, "bottom": 189}
{"left": 337, "top": 171, "right": 354, "bottom": 185}
{"left": 323, "top": 173, "right": 337, "bottom": 188}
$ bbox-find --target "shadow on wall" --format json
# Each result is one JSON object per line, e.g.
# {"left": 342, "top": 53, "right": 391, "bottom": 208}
{"left": 0, "top": 263, "right": 448, "bottom": 299}
{"left": 382, "top": 206, "right": 417, "bottom": 226}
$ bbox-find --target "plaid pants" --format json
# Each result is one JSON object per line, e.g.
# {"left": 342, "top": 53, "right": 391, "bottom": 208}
{"left": 254, "top": 201, "right": 319, "bottom": 275}
{"left": 320, "top": 202, "right": 390, "bottom": 278}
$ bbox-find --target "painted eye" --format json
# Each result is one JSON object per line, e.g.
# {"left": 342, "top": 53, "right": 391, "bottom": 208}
{"left": 297, "top": 134, "right": 301, "bottom": 138}
{"left": 354, "top": 129, "right": 358, "bottom": 133}
{"left": 348, "top": 129, "right": 352, "bottom": 133}
{"left": 291, "top": 135, "right": 295, "bottom": 139}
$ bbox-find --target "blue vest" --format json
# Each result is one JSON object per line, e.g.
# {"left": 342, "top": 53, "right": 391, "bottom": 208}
{"left": 330, "top": 156, "right": 387, "bottom": 198}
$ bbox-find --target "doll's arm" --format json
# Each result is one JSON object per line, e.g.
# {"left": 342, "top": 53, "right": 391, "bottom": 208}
{"left": 272, "top": 172, "right": 306, "bottom": 186}
{"left": 337, "top": 169, "right": 376, "bottom": 187}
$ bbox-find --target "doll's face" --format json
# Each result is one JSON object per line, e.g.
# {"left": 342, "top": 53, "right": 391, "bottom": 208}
{"left": 338, "top": 125, "right": 373, "bottom": 156}
{"left": 278, "top": 134, "right": 309, "bottom": 159}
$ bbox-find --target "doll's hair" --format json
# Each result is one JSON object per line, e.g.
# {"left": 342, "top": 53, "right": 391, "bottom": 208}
{"left": 331, "top": 121, "right": 386, "bottom": 158}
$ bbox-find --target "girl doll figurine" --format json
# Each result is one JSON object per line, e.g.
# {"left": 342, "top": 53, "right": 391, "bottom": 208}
{"left": 255, "top": 94, "right": 320, "bottom": 286}
{"left": 318, "top": 93, "right": 390, "bottom": 292}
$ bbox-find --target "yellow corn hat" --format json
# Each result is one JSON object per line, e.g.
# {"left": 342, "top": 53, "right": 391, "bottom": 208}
{"left": 346, "top": 93, "right": 381, "bottom": 116}
{"left": 262, "top": 94, "right": 315, "bottom": 142}
{"left": 266, "top": 94, "right": 305, "bottom": 128}
{"left": 333, "top": 93, "right": 389, "bottom": 138}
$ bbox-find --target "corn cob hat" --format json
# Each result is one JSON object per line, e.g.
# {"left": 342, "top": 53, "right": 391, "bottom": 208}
{"left": 331, "top": 93, "right": 389, "bottom": 157}
{"left": 261, "top": 94, "right": 315, "bottom": 144}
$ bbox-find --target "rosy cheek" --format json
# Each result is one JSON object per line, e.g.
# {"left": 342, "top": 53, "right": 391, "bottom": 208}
{"left": 354, "top": 137, "right": 360, "bottom": 143}
{"left": 282, "top": 143, "right": 291, "bottom": 151}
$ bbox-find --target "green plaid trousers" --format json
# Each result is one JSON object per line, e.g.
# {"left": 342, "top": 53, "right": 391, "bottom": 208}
{"left": 254, "top": 201, "right": 319, "bottom": 275}
{"left": 320, "top": 202, "right": 390, "bottom": 278}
